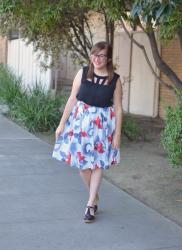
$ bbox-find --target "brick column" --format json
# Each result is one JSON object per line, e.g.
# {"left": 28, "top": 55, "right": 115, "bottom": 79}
{"left": 159, "top": 36, "right": 182, "bottom": 118}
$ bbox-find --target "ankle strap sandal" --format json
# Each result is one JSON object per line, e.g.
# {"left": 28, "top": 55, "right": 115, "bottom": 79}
{"left": 84, "top": 206, "right": 95, "bottom": 223}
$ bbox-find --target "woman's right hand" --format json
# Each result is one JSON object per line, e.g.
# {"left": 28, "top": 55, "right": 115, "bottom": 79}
{"left": 55, "top": 123, "right": 65, "bottom": 141}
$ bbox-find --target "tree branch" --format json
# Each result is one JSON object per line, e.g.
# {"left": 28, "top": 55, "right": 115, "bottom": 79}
{"left": 177, "top": 28, "right": 182, "bottom": 49}
{"left": 81, "top": 15, "right": 93, "bottom": 52}
{"left": 120, "top": 18, "right": 175, "bottom": 91}
{"left": 102, "top": 8, "right": 115, "bottom": 47}
{"left": 84, "top": 15, "right": 93, "bottom": 49}
{"left": 109, "top": 20, "right": 114, "bottom": 47}
{"left": 147, "top": 29, "right": 182, "bottom": 90}
{"left": 177, "top": 28, "right": 182, "bottom": 50}
{"left": 68, "top": 36, "right": 88, "bottom": 60}
{"left": 102, "top": 8, "right": 110, "bottom": 44}
{"left": 70, "top": 19, "right": 89, "bottom": 60}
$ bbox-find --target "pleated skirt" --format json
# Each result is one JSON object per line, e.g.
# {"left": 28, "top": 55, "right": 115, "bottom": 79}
{"left": 52, "top": 100, "right": 120, "bottom": 170}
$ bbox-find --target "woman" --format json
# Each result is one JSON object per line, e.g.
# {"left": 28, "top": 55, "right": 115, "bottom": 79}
{"left": 52, "top": 41, "right": 123, "bottom": 223}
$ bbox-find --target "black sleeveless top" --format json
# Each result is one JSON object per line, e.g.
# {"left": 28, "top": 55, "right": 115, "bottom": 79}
{"left": 76, "top": 66, "right": 120, "bottom": 108}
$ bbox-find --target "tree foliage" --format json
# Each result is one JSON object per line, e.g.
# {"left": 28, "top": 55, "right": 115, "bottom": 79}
{"left": 160, "top": 3, "right": 182, "bottom": 47}
{"left": 0, "top": 0, "right": 116, "bottom": 66}
{"left": 130, "top": 0, "right": 182, "bottom": 90}
{"left": 0, "top": 1, "right": 92, "bottom": 65}
{"left": 0, "top": 0, "right": 182, "bottom": 90}
{"left": 161, "top": 92, "right": 182, "bottom": 167}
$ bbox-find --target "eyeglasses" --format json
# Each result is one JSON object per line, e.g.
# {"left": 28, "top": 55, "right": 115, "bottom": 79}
{"left": 91, "top": 54, "right": 107, "bottom": 60}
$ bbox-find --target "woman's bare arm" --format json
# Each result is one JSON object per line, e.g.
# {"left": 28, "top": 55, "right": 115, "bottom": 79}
{"left": 55, "top": 68, "right": 82, "bottom": 140}
{"left": 112, "top": 78, "right": 123, "bottom": 148}
{"left": 59, "top": 68, "right": 83, "bottom": 126}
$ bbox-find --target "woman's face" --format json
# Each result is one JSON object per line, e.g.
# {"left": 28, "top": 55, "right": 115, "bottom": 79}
{"left": 90, "top": 49, "right": 108, "bottom": 70}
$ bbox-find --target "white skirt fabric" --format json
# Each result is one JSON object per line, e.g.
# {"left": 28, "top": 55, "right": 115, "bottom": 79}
{"left": 52, "top": 100, "right": 120, "bottom": 170}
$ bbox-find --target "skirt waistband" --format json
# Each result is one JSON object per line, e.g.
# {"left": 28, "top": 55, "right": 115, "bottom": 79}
{"left": 76, "top": 100, "right": 114, "bottom": 109}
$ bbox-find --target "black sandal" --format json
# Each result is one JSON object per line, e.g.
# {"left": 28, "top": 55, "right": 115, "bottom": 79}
{"left": 94, "top": 193, "right": 99, "bottom": 214}
{"left": 84, "top": 206, "right": 95, "bottom": 223}
{"left": 94, "top": 204, "right": 98, "bottom": 213}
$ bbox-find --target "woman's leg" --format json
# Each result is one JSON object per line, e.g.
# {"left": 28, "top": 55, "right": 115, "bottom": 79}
{"left": 87, "top": 168, "right": 103, "bottom": 207}
{"left": 79, "top": 169, "right": 92, "bottom": 191}
{"left": 79, "top": 169, "right": 100, "bottom": 205}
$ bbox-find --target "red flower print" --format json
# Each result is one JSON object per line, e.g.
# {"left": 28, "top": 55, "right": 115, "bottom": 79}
{"left": 81, "top": 130, "right": 88, "bottom": 137}
{"left": 94, "top": 116, "right": 103, "bottom": 129}
{"left": 77, "top": 152, "right": 85, "bottom": 162}
{"left": 68, "top": 130, "right": 74, "bottom": 138}
{"left": 84, "top": 104, "right": 89, "bottom": 110}
{"left": 66, "top": 153, "right": 71, "bottom": 164}
{"left": 108, "top": 135, "right": 113, "bottom": 143}
{"left": 95, "top": 142, "right": 104, "bottom": 153}
{"left": 110, "top": 109, "right": 115, "bottom": 119}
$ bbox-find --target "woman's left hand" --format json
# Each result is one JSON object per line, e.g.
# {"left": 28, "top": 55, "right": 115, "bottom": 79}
{"left": 112, "top": 133, "right": 121, "bottom": 149}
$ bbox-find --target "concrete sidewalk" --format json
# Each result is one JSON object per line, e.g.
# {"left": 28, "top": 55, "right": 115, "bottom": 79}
{"left": 0, "top": 114, "right": 182, "bottom": 250}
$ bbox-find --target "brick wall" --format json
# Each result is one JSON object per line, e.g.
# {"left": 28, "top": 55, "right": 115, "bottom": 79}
{"left": 159, "top": 37, "right": 182, "bottom": 118}
{"left": 0, "top": 37, "right": 7, "bottom": 64}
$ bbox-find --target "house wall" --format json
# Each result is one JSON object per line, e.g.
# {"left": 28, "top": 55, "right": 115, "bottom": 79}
{"left": 129, "top": 31, "right": 159, "bottom": 117}
{"left": 0, "top": 37, "right": 7, "bottom": 64}
{"left": 113, "top": 32, "right": 131, "bottom": 113}
{"left": 159, "top": 37, "right": 182, "bottom": 118}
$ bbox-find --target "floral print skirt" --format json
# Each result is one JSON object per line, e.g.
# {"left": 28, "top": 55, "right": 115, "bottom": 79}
{"left": 52, "top": 100, "right": 120, "bottom": 170}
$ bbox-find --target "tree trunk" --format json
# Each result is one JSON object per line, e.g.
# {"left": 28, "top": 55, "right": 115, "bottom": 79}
{"left": 177, "top": 28, "right": 182, "bottom": 50}
{"left": 102, "top": 9, "right": 115, "bottom": 47}
{"left": 147, "top": 30, "right": 182, "bottom": 90}
{"left": 109, "top": 21, "right": 114, "bottom": 48}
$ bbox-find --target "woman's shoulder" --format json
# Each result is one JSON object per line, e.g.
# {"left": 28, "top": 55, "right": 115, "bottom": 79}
{"left": 79, "top": 65, "right": 89, "bottom": 83}
{"left": 112, "top": 71, "right": 120, "bottom": 84}
{"left": 75, "top": 68, "right": 83, "bottom": 78}
{"left": 75, "top": 66, "right": 88, "bottom": 79}
{"left": 82, "top": 65, "right": 89, "bottom": 72}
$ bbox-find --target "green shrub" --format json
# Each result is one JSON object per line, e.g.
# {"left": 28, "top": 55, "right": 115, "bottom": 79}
{"left": 161, "top": 93, "right": 182, "bottom": 167}
{"left": 0, "top": 64, "right": 68, "bottom": 132}
{"left": 122, "top": 116, "right": 142, "bottom": 141}
{"left": 0, "top": 64, "right": 23, "bottom": 107}
{"left": 10, "top": 85, "right": 68, "bottom": 132}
